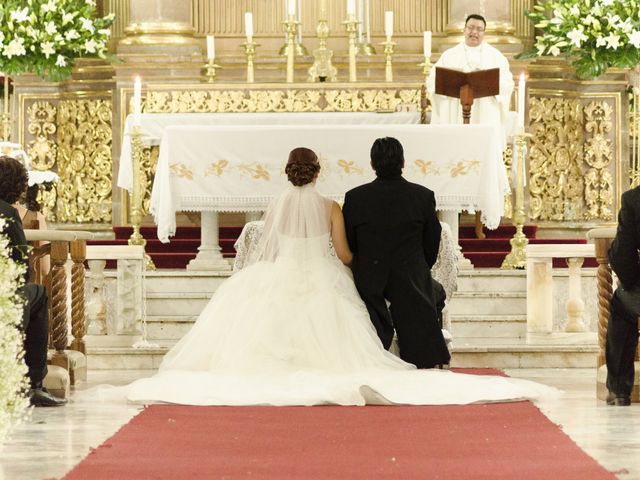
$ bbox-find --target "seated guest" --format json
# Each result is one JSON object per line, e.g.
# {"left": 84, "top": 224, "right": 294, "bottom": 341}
{"left": 605, "top": 184, "right": 640, "bottom": 406}
{"left": 0, "top": 155, "right": 66, "bottom": 407}
{"left": 14, "top": 183, "right": 51, "bottom": 279}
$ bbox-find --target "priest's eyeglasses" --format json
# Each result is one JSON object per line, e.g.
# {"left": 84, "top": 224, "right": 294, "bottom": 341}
{"left": 465, "top": 26, "right": 485, "bottom": 33}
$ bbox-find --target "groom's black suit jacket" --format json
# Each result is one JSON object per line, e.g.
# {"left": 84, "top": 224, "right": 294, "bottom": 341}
{"left": 343, "top": 175, "right": 450, "bottom": 368}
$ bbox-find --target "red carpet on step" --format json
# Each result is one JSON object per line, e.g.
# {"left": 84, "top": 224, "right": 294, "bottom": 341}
{"left": 65, "top": 390, "right": 614, "bottom": 478}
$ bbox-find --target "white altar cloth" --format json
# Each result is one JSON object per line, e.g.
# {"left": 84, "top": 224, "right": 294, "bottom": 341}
{"left": 150, "top": 124, "right": 509, "bottom": 243}
{"left": 118, "top": 112, "right": 421, "bottom": 192}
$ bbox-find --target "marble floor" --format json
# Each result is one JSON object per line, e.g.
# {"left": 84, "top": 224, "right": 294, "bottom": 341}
{"left": 1, "top": 368, "right": 639, "bottom": 480}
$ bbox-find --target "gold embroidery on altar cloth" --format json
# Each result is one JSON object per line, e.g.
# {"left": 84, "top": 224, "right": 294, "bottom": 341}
{"left": 238, "top": 163, "right": 270, "bottom": 180}
{"left": 450, "top": 160, "right": 480, "bottom": 177}
{"left": 204, "top": 160, "right": 229, "bottom": 177}
{"left": 337, "top": 159, "right": 363, "bottom": 175}
{"left": 414, "top": 159, "right": 440, "bottom": 176}
{"left": 169, "top": 163, "right": 194, "bottom": 180}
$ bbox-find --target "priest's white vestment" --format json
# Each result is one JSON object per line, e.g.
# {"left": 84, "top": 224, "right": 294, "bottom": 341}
{"left": 427, "top": 42, "right": 514, "bottom": 147}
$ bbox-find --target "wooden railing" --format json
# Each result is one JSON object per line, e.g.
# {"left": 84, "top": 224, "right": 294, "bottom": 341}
{"left": 24, "top": 229, "right": 93, "bottom": 382}
{"left": 587, "top": 227, "right": 640, "bottom": 403}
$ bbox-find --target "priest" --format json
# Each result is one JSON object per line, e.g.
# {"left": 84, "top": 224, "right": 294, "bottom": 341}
{"left": 427, "top": 14, "right": 514, "bottom": 239}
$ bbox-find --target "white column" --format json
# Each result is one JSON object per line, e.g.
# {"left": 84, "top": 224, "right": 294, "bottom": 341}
{"left": 526, "top": 256, "right": 553, "bottom": 334}
{"left": 187, "top": 212, "right": 231, "bottom": 271}
{"left": 439, "top": 210, "right": 474, "bottom": 270}
{"left": 565, "top": 257, "right": 587, "bottom": 332}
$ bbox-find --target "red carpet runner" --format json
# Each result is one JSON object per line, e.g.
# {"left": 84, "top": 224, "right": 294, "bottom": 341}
{"left": 65, "top": 401, "right": 614, "bottom": 479}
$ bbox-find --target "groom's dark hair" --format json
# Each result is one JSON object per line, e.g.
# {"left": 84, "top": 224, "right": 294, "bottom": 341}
{"left": 370, "top": 137, "right": 404, "bottom": 178}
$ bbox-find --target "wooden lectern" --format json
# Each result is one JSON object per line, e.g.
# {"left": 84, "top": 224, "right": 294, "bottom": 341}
{"left": 435, "top": 66, "right": 500, "bottom": 239}
{"left": 435, "top": 67, "right": 500, "bottom": 124}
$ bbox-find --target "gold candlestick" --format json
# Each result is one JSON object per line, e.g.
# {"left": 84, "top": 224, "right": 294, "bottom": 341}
{"left": 308, "top": 16, "right": 337, "bottom": 82}
{"left": 342, "top": 16, "right": 359, "bottom": 82}
{"left": 204, "top": 59, "right": 221, "bottom": 83}
{"left": 242, "top": 41, "right": 259, "bottom": 83}
{"left": 284, "top": 15, "right": 299, "bottom": 83}
{"left": 380, "top": 39, "right": 396, "bottom": 82}
{"left": 128, "top": 125, "right": 156, "bottom": 271}
{"left": 501, "top": 132, "right": 532, "bottom": 270}
{"left": 418, "top": 58, "right": 432, "bottom": 83}
{"left": 2, "top": 75, "right": 10, "bottom": 141}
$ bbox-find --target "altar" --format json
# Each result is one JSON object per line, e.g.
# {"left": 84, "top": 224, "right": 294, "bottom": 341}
{"left": 136, "top": 122, "right": 508, "bottom": 270}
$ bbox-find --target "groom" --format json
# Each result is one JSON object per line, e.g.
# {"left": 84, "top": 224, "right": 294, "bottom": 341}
{"left": 342, "top": 137, "right": 450, "bottom": 369}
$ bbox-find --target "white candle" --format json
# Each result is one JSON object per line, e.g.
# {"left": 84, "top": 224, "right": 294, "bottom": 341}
{"left": 206, "top": 35, "right": 215, "bottom": 61}
{"left": 423, "top": 31, "right": 432, "bottom": 59}
{"left": 357, "top": 0, "right": 364, "bottom": 41}
{"left": 365, "top": 0, "right": 371, "bottom": 43}
{"left": 133, "top": 76, "right": 141, "bottom": 126}
{"left": 347, "top": 0, "right": 356, "bottom": 16}
{"left": 287, "top": 0, "right": 296, "bottom": 16}
{"left": 384, "top": 11, "right": 393, "bottom": 40}
{"left": 245, "top": 12, "right": 253, "bottom": 42}
{"left": 518, "top": 72, "right": 526, "bottom": 131}
{"left": 319, "top": 0, "right": 327, "bottom": 20}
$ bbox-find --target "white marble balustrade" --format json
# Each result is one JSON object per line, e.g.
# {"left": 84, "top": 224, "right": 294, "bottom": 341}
{"left": 526, "top": 244, "right": 596, "bottom": 340}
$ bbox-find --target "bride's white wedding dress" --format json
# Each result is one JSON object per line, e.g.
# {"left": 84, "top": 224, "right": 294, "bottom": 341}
{"left": 123, "top": 184, "right": 558, "bottom": 406}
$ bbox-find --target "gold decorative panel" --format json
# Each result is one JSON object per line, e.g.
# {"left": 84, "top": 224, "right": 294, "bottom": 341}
{"left": 56, "top": 99, "right": 113, "bottom": 223}
{"left": 22, "top": 96, "right": 113, "bottom": 224}
{"left": 143, "top": 86, "right": 424, "bottom": 114}
{"left": 528, "top": 96, "right": 614, "bottom": 222}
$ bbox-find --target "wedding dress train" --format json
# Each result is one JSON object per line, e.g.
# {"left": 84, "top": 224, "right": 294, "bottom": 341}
{"left": 122, "top": 185, "right": 558, "bottom": 406}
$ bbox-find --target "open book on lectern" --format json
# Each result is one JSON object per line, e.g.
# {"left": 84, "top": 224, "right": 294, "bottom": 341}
{"left": 434, "top": 67, "right": 500, "bottom": 100}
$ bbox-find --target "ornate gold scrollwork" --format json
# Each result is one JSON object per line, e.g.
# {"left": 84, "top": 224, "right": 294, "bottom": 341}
{"left": 27, "top": 101, "right": 58, "bottom": 221}
{"left": 56, "top": 99, "right": 113, "bottom": 223}
{"left": 528, "top": 96, "right": 613, "bottom": 221}
{"left": 583, "top": 101, "right": 614, "bottom": 220}
{"left": 27, "top": 101, "right": 58, "bottom": 171}
{"left": 143, "top": 88, "right": 423, "bottom": 114}
{"left": 141, "top": 145, "right": 159, "bottom": 215}
{"left": 529, "top": 97, "right": 613, "bottom": 221}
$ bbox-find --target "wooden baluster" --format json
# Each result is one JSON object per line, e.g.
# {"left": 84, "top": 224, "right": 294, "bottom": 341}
{"left": 70, "top": 239, "right": 87, "bottom": 355}
{"left": 594, "top": 237, "right": 613, "bottom": 368}
{"left": 49, "top": 240, "right": 70, "bottom": 371}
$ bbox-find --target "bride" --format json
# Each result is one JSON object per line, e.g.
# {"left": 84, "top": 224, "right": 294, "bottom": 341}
{"left": 124, "top": 147, "right": 557, "bottom": 406}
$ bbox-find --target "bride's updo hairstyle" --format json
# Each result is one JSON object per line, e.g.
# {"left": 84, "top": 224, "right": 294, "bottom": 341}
{"left": 285, "top": 147, "right": 320, "bottom": 186}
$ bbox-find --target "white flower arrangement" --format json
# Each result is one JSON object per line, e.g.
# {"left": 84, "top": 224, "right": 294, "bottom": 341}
{"left": 0, "top": 0, "right": 115, "bottom": 82}
{"left": 0, "top": 217, "right": 29, "bottom": 443}
{"left": 521, "top": 0, "right": 640, "bottom": 79}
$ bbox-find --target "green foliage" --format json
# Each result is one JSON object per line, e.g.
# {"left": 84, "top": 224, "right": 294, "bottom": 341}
{"left": 518, "top": 0, "right": 640, "bottom": 79}
{"left": 0, "top": 0, "right": 115, "bottom": 82}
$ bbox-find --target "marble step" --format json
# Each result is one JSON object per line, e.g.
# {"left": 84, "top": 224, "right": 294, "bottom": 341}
{"left": 447, "top": 292, "right": 526, "bottom": 315}
{"left": 143, "top": 270, "right": 230, "bottom": 294}
{"left": 145, "top": 315, "right": 196, "bottom": 344}
{"left": 145, "top": 292, "right": 213, "bottom": 316}
{"left": 456, "top": 269, "right": 526, "bottom": 293}
{"left": 449, "top": 314, "right": 527, "bottom": 339}
{"left": 449, "top": 334, "right": 599, "bottom": 369}
{"left": 86, "top": 337, "right": 599, "bottom": 370}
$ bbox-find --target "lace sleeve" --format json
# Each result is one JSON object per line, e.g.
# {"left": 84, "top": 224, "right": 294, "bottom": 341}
{"left": 233, "top": 221, "right": 265, "bottom": 271}
{"left": 432, "top": 221, "right": 458, "bottom": 300}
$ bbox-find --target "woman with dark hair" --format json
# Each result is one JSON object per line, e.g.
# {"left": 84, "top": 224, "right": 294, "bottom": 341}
{"left": 1, "top": 157, "right": 51, "bottom": 278}
{"left": 116, "top": 147, "right": 556, "bottom": 406}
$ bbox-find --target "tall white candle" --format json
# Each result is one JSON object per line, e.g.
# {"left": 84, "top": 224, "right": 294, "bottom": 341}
{"left": 518, "top": 72, "right": 526, "bottom": 130}
{"left": 365, "top": 0, "right": 371, "bottom": 43}
{"left": 245, "top": 12, "right": 253, "bottom": 42}
{"left": 357, "top": 0, "right": 364, "bottom": 41}
{"left": 133, "top": 76, "right": 141, "bottom": 126}
{"left": 423, "top": 31, "right": 432, "bottom": 59}
{"left": 287, "top": 0, "right": 296, "bottom": 16}
{"left": 384, "top": 11, "right": 393, "bottom": 40}
{"left": 347, "top": 0, "right": 356, "bottom": 17}
{"left": 206, "top": 35, "right": 215, "bottom": 61}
